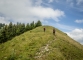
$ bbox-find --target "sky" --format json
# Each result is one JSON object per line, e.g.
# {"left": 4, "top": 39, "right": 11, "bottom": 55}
{"left": 0, "top": 0, "right": 83, "bottom": 44}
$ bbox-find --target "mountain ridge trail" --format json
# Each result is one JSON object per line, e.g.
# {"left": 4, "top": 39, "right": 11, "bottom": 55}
{"left": 34, "top": 36, "right": 56, "bottom": 60}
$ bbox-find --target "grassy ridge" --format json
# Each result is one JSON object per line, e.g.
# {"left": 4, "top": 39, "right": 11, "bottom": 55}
{"left": 0, "top": 26, "right": 83, "bottom": 60}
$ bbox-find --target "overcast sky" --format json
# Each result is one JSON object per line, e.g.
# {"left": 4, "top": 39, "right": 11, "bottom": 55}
{"left": 0, "top": 0, "right": 83, "bottom": 44}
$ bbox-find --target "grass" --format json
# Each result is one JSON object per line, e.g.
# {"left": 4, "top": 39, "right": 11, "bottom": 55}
{"left": 0, "top": 26, "right": 83, "bottom": 60}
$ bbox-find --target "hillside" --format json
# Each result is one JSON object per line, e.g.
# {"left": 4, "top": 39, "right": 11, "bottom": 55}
{"left": 0, "top": 26, "right": 83, "bottom": 60}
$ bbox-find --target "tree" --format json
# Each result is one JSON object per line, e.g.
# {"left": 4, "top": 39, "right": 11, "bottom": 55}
{"left": 8, "top": 22, "right": 13, "bottom": 39}
{"left": 20, "top": 23, "right": 25, "bottom": 33}
{"left": 16, "top": 22, "right": 21, "bottom": 35}
{"left": 30, "top": 21, "right": 35, "bottom": 30}
{"left": 12, "top": 24, "right": 16, "bottom": 36}
{"left": 0, "top": 20, "right": 42, "bottom": 43}
{"left": 0, "top": 26, "right": 8, "bottom": 43}
{"left": 35, "top": 20, "right": 42, "bottom": 27}
{"left": 25, "top": 23, "right": 30, "bottom": 31}
{"left": 0, "top": 23, "right": 5, "bottom": 29}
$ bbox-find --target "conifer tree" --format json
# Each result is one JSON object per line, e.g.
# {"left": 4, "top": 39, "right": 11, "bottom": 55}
{"left": 16, "top": 22, "right": 21, "bottom": 35}
{"left": 20, "top": 23, "right": 25, "bottom": 33}
{"left": 0, "top": 23, "right": 5, "bottom": 29}
{"left": 0, "top": 26, "right": 7, "bottom": 43}
{"left": 8, "top": 22, "right": 13, "bottom": 39}
{"left": 35, "top": 20, "right": 42, "bottom": 27}
{"left": 30, "top": 21, "right": 35, "bottom": 30}
{"left": 0, "top": 20, "right": 42, "bottom": 43}
{"left": 25, "top": 23, "right": 30, "bottom": 31}
{"left": 12, "top": 24, "right": 16, "bottom": 36}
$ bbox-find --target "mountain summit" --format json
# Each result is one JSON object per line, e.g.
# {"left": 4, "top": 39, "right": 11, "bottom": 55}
{"left": 0, "top": 26, "right": 83, "bottom": 60}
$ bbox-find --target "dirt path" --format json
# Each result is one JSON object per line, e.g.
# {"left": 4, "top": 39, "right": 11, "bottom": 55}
{"left": 34, "top": 37, "right": 56, "bottom": 60}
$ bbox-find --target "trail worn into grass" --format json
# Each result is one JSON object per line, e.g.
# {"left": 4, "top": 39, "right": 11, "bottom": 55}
{"left": 34, "top": 36, "right": 56, "bottom": 60}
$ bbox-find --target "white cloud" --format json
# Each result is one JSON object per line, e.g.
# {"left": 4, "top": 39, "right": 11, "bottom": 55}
{"left": 66, "top": 0, "right": 74, "bottom": 7}
{"left": 0, "top": 16, "right": 10, "bottom": 24}
{"left": 48, "top": 0, "right": 59, "bottom": 3}
{"left": 48, "top": 0, "right": 53, "bottom": 3}
{"left": 34, "top": 0, "right": 42, "bottom": 6}
{"left": 0, "top": 0, "right": 65, "bottom": 24}
{"left": 67, "top": 0, "right": 83, "bottom": 6}
{"left": 54, "top": 23, "right": 75, "bottom": 31}
{"left": 76, "top": 0, "right": 83, "bottom": 5}
{"left": 70, "top": 2, "right": 74, "bottom": 7}
{"left": 66, "top": 0, "right": 73, "bottom": 3}
{"left": 67, "top": 28, "right": 83, "bottom": 45}
{"left": 43, "top": 22, "right": 75, "bottom": 32}
{"left": 75, "top": 19, "right": 83, "bottom": 23}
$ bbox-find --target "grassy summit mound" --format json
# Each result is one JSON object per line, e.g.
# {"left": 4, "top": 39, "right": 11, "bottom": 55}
{"left": 0, "top": 26, "right": 83, "bottom": 60}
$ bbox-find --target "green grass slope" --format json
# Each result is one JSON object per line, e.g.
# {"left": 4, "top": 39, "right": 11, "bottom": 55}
{"left": 0, "top": 26, "right": 83, "bottom": 60}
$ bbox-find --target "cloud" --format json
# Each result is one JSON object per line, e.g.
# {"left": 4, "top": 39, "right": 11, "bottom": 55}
{"left": 66, "top": 0, "right": 83, "bottom": 12}
{"left": 75, "top": 19, "right": 83, "bottom": 23}
{"left": 0, "top": 16, "right": 10, "bottom": 24}
{"left": 34, "top": 0, "right": 42, "bottom": 6}
{"left": 66, "top": 0, "right": 83, "bottom": 6}
{"left": 48, "top": 0, "right": 53, "bottom": 3}
{"left": 70, "top": 2, "right": 74, "bottom": 7}
{"left": 43, "top": 22, "right": 75, "bottom": 32}
{"left": 66, "top": 0, "right": 72, "bottom": 2}
{"left": 67, "top": 28, "right": 83, "bottom": 44}
{"left": 0, "top": 0, "right": 65, "bottom": 24}
{"left": 76, "top": 0, "right": 83, "bottom": 5}
{"left": 54, "top": 23, "right": 75, "bottom": 31}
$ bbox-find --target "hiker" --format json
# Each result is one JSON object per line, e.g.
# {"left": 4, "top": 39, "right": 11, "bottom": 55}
{"left": 53, "top": 28, "right": 55, "bottom": 35}
{"left": 44, "top": 27, "right": 46, "bottom": 32}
